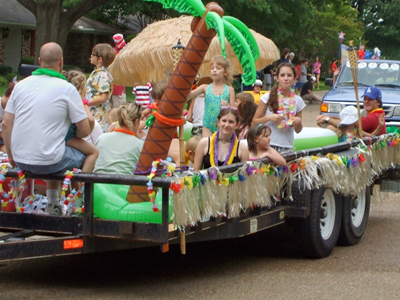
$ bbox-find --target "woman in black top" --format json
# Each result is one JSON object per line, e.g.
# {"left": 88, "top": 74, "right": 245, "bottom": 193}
{"left": 193, "top": 107, "right": 249, "bottom": 170}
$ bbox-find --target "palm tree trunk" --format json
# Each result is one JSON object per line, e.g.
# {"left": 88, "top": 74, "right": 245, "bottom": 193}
{"left": 127, "top": 15, "right": 217, "bottom": 203}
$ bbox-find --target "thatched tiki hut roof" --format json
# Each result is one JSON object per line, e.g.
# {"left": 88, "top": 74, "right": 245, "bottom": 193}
{"left": 109, "top": 16, "right": 279, "bottom": 86}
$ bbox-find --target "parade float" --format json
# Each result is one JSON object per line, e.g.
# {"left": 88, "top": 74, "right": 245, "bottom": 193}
{"left": 0, "top": 0, "right": 399, "bottom": 262}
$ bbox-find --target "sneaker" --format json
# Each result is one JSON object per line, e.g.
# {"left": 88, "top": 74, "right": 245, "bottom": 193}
{"left": 45, "top": 202, "right": 62, "bottom": 216}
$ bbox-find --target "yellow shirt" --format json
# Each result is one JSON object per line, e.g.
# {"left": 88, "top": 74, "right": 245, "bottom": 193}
{"left": 252, "top": 92, "right": 262, "bottom": 105}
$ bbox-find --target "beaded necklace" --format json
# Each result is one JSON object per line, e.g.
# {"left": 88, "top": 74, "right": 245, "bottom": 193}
{"left": 209, "top": 130, "right": 238, "bottom": 167}
{"left": 277, "top": 88, "right": 296, "bottom": 129}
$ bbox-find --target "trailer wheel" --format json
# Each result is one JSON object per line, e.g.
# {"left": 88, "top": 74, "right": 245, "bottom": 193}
{"left": 294, "top": 188, "right": 342, "bottom": 259}
{"left": 337, "top": 187, "right": 370, "bottom": 246}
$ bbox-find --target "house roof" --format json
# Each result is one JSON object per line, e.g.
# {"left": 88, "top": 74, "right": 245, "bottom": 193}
{"left": 0, "top": 0, "right": 120, "bottom": 34}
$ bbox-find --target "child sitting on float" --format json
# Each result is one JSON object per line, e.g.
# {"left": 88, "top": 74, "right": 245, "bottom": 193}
{"left": 247, "top": 124, "right": 286, "bottom": 166}
{"left": 317, "top": 106, "right": 385, "bottom": 142}
{"left": 193, "top": 107, "right": 248, "bottom": 170}
{"left": 63, "top": 70, "right": 99, "bottom": 173}
{"left": 94, "top": 102, "right": 144, "bottom": 175}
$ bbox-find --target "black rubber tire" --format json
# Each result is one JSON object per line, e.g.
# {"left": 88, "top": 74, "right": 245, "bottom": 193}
{"left": 337, "top": 187, "right": 371, "bottom": 246}
{"left": 294, "top": 188, "right": 342, "bottom": 259}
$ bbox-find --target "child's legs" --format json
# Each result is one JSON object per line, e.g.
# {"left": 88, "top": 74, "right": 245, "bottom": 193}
{"left": 66, "top": 138, "right": 99, "bottom": 173}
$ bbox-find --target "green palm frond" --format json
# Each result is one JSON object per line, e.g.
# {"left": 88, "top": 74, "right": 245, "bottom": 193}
{"left": 222, "top": 16, "right": 259, "bottom": 61}
{"left": 205, "top": 11, "right": 226, "bottom": 57}
{"left": 143, "top": 0, "right": 205, "bottom": 17}
{"left": 223, "top": 19, "right": 256, "bottom": 85}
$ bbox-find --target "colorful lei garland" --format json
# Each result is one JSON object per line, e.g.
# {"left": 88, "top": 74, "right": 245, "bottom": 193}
{"left": 277, "top": 88, "right": 296, "bottom": 129}
{"left": 147, "top": 158, "right": 176, "bottom": 212}
{"left": 209, "top": 130, "right": 238, "bottom": 167}
{"left": 62, "top": 168, "right": 84, "bottom": 214}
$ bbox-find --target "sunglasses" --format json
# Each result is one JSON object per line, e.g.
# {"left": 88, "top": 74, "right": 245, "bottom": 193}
{"left": 91, "top": 53, "right": 98, "bottom": 57}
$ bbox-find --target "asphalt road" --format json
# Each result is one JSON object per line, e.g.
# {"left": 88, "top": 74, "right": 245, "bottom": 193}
{"left": 1, "top": 96, "right": 400, "bottom": 300}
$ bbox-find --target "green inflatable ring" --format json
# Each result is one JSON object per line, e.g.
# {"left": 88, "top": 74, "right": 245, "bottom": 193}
{"left": 94, "top": 183, "right": 172, "bottom": 223}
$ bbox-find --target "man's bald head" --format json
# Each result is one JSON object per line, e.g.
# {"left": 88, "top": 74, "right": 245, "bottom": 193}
{"left": 39, "top": 42, "right": 63, "bottom": 70}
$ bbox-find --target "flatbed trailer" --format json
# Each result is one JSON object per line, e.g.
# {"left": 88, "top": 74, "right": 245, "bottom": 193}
{"left": 1, "top": 135, "right": 399, "bottom": 261}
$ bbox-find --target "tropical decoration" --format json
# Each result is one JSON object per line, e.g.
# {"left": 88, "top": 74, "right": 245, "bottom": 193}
{"left": 170, "top": 134, "right": 400, "bottom": 229}
{"left": 127, "top": 0, "right": 260, "bottom": 203}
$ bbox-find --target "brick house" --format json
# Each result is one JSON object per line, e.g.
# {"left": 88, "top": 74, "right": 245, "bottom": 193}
{"left": 0, "top": 0, "right": 128, "bottom": 71}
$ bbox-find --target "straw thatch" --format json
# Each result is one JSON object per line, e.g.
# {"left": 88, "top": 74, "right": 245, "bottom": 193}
{"left": 109, "top": 16, "right": 279, "bottom": 86}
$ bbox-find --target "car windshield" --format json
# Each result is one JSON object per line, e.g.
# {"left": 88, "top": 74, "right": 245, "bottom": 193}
{"left": 337, "top": 61, "right": 400, "bottom": 87}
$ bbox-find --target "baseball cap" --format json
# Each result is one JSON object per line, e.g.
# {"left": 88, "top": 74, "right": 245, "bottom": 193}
{"left": 253, "top": 79, "right": 263, "bottom": 87}
{"left": 310, "top": 76, "right": 316, "bottom": 81}
{"left": 362, "top": 86, "right": 382, "bottom": 100}
{"left": 338, "top": 106, "right": 358, "bottom": 127}
{"left": 362, "top": 86, "right": 382, "bottom": 107}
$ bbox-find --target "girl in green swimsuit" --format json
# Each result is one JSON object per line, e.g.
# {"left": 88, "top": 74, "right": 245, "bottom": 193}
{"left": 187, "top": 55, "right": 236, "bottom": 137}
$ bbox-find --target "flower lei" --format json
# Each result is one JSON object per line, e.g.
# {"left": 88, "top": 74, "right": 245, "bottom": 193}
{"left": 62, "top": 168, "right": 84, "bottom": 214}
{"left": 277, "top": 88, "right": 296, "bottom": 129}
{"left": 209, "top": 130, "right": 238, "bottom": 167}
{"left": 147, "top": 158, "right": 175, "bottom": 212}
{"left": 0, "top": 166, "right": 28, "bottom": 211}
{"left": 344, "top": 127, "right": 358, "bottom": 142}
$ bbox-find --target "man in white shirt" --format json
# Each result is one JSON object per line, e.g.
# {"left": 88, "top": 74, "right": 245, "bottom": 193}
{"left": 3, "top": 42, "right": 91, "bottom": 215}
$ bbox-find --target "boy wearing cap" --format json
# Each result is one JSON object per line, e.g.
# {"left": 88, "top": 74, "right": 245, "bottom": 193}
{"left": 300, "top": 76, "right": 321, "bottom": 103}
{"left": 251, "top": 79, "right": 263, "bottom": 104}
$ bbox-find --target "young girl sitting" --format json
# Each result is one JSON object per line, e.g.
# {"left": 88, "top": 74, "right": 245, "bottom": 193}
{"left": 247, "top": 124, "right": 286, "bottom": 166}
{"left": 188, "top": 55, "right": 236, "bottom": 137}
{"left": 235, "top": 93, "right": 257, "bottom": 140}
{"left": 193, "top": 107, "right": 248, "bottom": 170}
{"left": 63, "top": 70, "right": 99, "bottom": 173}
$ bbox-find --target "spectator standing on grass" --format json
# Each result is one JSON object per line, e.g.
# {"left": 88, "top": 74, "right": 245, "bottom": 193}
{"left": 312, "top": 56, "right": 321, "bottom": 90}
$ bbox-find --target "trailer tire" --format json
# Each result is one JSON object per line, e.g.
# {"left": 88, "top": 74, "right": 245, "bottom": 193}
{"left": 337, "top": 187, "right": 370, "bottom": 246}
{"left": 294, "top": 188, "right": 342, "bottom": 259}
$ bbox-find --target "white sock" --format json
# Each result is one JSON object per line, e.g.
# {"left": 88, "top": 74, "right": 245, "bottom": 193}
{"left": 46, "top": 189, "right": 59, "bottom": 205}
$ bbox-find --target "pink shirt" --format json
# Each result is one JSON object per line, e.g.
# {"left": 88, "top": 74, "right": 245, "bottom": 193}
{"left": 313, "top": 61, "right": 321, "bottom": 74}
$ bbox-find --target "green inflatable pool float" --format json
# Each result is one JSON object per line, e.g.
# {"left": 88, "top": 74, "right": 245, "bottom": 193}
{"left": 293, "top": 127, "right": 338, "bottom": 151}
{"left": 94, "top": 183, "right": 172, "bottom": 223}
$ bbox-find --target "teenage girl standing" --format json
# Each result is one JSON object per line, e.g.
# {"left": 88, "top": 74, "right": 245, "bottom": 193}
{"left": 252, "top": 63, "right": 306, "bottom": 154}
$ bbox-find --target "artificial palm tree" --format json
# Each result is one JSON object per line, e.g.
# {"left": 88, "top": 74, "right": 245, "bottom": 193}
{"left": 127, "top": 0, "right": 260, "bottom": 202}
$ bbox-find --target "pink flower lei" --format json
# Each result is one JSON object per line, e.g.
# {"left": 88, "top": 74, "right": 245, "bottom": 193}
{"left": 277, "top": 88, "right": 296, "bottom": 129}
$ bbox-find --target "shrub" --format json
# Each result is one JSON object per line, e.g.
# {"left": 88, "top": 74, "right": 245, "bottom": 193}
{"left": 6, "top": 73, "right": 19, "bottom": 82}
{"left": 0, "top": 76, "right": 8, "bottom": 86}
{"left": 20, "top": 56, "right": 35, "bottom": 65}
{"left": 0, "top": 65, "right": 13, "bottom": 76}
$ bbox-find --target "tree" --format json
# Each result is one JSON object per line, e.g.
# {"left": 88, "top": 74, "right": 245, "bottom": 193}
{"left": 351, "top": 0, "right": 400, "bottom": 58}
{"left": 16, "top": 0, "right": 114, "bottom": 63}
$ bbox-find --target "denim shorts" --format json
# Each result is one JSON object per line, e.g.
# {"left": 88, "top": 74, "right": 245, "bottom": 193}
{"left": 16, "top": 146, "right": 86, "bottom": 174}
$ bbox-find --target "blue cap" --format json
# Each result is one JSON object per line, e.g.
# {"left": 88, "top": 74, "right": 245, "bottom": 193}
{"left": 362, "top": 86, "right": 382, "bottom": 100}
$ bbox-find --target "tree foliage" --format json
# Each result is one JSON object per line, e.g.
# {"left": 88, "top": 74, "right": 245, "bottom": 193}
{"left": 351, "top": 0, "right": 400, "bottom": 58}
{"left": 16, "top": 0, "right": 112, "bottom": 63}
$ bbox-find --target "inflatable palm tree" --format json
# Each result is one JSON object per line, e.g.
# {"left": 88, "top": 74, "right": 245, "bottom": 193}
{"left": 127, "top": 0, "right": 260, "bottom": 202}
